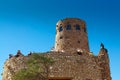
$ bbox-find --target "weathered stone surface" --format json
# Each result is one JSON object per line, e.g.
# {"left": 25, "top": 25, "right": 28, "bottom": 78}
{"left": 55, "top": 18, "right": 89, "bottom": 52}
{"left": 2, "top": 50, "right": 111, "bottom": 80}
{"left": 2, "top": 18, "right": 112, "bottom": 80}
{"left": 2, "top": 54, "right": 28, "bottom": 80}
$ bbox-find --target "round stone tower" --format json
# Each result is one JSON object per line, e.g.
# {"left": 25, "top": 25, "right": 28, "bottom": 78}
{"left": 55, "top": 18, "right": 90, "bottom": 52}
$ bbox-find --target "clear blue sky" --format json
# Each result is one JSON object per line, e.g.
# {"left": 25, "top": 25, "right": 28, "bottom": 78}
{"left": 0, "top": 0, "right": 120, "bottom": 80}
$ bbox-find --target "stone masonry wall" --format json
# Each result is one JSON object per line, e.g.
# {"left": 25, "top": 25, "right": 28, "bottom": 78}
{"left": 55, "top": 18, "right": 90, "bottom": 52}
{"left": 2, "top": 55, "right": 28, "bottom": 80}
{"left": 46, "top": 52, "right": 102, "bottom": 80}
{"left": 2, "top": 18, "right": 111, "bottom": 80}
{"left": 2, "top": 50, "right": 111, "bottom": 80}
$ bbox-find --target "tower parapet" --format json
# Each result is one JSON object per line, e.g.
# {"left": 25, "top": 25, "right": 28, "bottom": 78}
{"left": 55, "top": 18, "right": 90, "bottom": 52}
{"left": 98, "top": 44, "right": 111, "bottom": 80}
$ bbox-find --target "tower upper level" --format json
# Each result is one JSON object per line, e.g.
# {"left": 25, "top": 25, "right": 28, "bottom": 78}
{"left": 55, "top": 18, "right": 90, "bottom": 52}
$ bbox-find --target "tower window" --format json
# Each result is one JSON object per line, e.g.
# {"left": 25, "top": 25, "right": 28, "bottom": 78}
{"left": 59, "top": 26, "right": 63, "bottom": 32}
{"left": 60, "top": 36, "right": 63, "bottom": 39}
{"left": 76, "top": 24, "right": 80, "bottom": 30}
{"left": 77, "top": 52, "right": 82, "bottom": 55}
{"left": 78, "top": 41, "right": 80, "bottom": 43}
{"left": 66, "top": 24, "right": 71, "bottom": 30}
{"left": 84, "top": 28, "right": 86, "bottom": 33}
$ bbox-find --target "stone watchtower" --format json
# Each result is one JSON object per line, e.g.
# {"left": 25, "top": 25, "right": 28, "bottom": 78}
{"left": 55, "top": 18, "right": 89, "bottom": 52}
{"left": 2, "top": 18, "right": 112, "bottom": 80}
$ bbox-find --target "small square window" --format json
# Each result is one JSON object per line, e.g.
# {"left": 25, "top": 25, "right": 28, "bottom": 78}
{"left": 66, "top": 24, "right": 71, "bottom": 30}
{"left": 60, "top": 36, "right": 63, "bottom": 39}
{"left": 76, "top": 24, "right": 80, "bottom": 30}
{"left": 59, "top": 26, "right": 63, "bottom": 32}
{"left": 78, "top": 41, "right": 80, "bottom": 43}
{"left": 77, "top": 52, "right": 82, "bottom": 55}
{"left": 84, "top": 28, "right": 86, "bottom": 33}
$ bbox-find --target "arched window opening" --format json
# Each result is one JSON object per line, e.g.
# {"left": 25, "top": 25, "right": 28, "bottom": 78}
{"left": 66, "top": 24, "right": 71, "bottom": 30}
{"left": 76, "top": 24, "right": 80, "bottom": 30}
{"left": 59, "top": 26, "right": 63, "bottom": 32}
